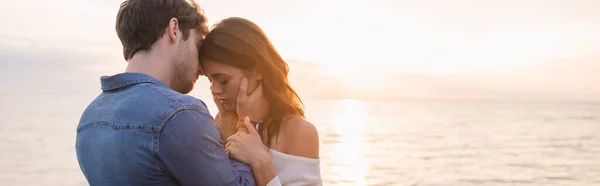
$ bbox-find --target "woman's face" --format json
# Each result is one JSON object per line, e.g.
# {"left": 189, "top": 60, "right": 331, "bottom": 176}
{"left": 202, "top": 59, "right": 260, "bottom": 113}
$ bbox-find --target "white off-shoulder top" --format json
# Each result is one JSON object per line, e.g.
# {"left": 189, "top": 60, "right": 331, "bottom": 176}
{"left": 265, "top": 149, "right": 322, "bottom": 186}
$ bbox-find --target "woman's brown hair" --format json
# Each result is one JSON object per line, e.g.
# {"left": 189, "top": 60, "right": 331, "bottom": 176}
{"left": 198, "top": 17, "right": 304, "bottom": 147}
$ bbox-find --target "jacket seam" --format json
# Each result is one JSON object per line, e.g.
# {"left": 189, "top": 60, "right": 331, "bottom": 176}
{"left": 76, "top": 121, "right": 156, "bottom": 133}
{"left": 102, "top": 79, "right": 149, "bottom": 90}
{"left": 152, "top": 107, "right": 207, "bottom": 175}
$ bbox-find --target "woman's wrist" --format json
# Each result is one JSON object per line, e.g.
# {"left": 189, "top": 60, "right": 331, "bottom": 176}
{"left": 250, "top": 150, "right": 271, "bottom": 168}
{"left": 250, "top": 151, "right": 277, "bottom": 186}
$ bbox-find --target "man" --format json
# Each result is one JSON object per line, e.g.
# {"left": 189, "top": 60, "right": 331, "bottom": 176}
{"left": 75, "top": 0, "right": 275, "bottom": 185}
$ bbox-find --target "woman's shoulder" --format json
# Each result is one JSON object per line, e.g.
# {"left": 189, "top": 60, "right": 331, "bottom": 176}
{"left": 281, "top": 115, "right": 317, "bottom": 134}
{"left": 276, "top": 115, "right": 319, "bottom": 159}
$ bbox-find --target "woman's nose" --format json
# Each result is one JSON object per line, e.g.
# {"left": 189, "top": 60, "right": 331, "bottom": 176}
{"left": 211, "top": 84, "right": 223, "bottom": 95}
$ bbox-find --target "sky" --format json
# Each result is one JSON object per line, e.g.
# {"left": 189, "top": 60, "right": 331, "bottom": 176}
{"left": 1, "top": 0, "right": 599, "bottom": 102}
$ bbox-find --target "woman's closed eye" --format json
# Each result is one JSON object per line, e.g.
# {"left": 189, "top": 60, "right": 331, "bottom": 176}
{"left": 207, "top": 77, "right": 228, "bottom": 85}
{"left": 208, "top": 73, "right": 231, "bottom": 85}
{"left": 218, "top": 80, "right": 229, "bottom": 85}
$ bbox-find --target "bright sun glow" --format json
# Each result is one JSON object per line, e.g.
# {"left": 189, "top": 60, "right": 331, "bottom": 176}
{"left": 319, "top": 64, "right": 388, "bottom": 89}
{"left": 2, "top": 0, "right": 600, "bottom": 102}
{"left": 329, "top": 99, "right": 369, "bottom": 184}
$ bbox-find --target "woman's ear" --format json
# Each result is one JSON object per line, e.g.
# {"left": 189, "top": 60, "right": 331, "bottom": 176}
{"left": 252, "top": 69, "right": 262, "bottom": 81}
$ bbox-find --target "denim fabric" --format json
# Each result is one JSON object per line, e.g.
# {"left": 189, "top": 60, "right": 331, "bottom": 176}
{"left": 76, "top": 73, "right": 255, "bottom": 186}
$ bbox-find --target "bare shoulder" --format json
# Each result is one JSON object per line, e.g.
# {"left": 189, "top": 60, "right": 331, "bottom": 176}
{"left": 277, "top": 115, "right": 320, "bottom": 159}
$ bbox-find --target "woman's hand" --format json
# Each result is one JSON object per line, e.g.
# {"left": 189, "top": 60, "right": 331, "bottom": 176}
{"left": 213, "top": 94, "right": 238, "bottom": 142}
{"left": 227, "top": 80, "right": 277, "bottom": 186}
{"left": 235, "top": 78, "right": 265, "bottom": 122}
{"left": 224, "top": 116, "right": 270, "bottom": 167}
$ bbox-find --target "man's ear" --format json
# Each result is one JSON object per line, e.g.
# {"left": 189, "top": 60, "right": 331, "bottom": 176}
{"left": 166, "top": 18, "right": 179, "bottom": 43}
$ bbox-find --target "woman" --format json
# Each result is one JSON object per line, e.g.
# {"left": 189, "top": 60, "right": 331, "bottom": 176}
{"left": 198, "top": 17, "right": 321, "bottom": 186}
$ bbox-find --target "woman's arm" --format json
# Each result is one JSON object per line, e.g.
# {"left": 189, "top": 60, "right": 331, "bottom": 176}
{"left": 249, "top": 153, "right": 278, "bottom": 186}
{"left": 226, "top": 117, "right": 278, "bottom": 186}
{"left": 226, "top": 115, "right": 321, "bottom": 185}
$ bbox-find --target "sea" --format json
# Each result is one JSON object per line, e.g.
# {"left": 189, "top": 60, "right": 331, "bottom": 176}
{"left": 1, "top": 93, "right": 599, "bottom": 186}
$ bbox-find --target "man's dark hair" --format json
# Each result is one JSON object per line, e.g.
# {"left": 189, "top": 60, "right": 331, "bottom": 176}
{"left": 116, "top": 0, "right": 208, "bottom": 60}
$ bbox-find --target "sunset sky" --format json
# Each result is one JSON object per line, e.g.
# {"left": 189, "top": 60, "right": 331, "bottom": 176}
{"left": 1, "top": 0, "right": 599, "bottom": 102}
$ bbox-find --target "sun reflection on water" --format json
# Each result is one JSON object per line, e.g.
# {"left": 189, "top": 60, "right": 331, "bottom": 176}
{"left": 329, "top": 99, "right": 370, "bottom": 185}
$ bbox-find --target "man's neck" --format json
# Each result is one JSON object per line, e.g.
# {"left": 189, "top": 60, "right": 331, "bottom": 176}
{"left": 125, "top": 51, "right": 172, "bottom": 87}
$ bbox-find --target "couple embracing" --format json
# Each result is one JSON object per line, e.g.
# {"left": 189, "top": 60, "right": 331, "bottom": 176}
{"left": 75, "top": 0, "right": 321, "bottom": 185}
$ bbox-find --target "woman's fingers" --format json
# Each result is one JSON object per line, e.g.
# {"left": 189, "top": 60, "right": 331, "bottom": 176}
{"left": 235, "top": 78, "right": 249, "bottom": 117}
{"left": 225, "top": 136, "right": 235, "bottom": 149}
{"left": 224, "top": 146, "right": 231, "bottom": 156}
{"left": 242, "top": 116, "right": 259, "bottom": 136}
{"left": 213, "top": 94, "right": 228, "bottom": 114}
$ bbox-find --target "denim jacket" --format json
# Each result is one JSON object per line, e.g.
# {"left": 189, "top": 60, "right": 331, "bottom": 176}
{"left": 76, "top": 73, "right": 255, "bottom": 186}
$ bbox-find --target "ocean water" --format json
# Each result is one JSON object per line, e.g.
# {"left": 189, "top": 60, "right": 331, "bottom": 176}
{"left": 1, "top": 93, "right": 599, "bottom": 186}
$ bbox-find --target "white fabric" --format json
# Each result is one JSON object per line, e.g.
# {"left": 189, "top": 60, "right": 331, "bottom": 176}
{"left": 265, "top": 176, "right": 282, "bottom": 186}
{"left": 269, "top": 149, "right": 322, "bottom": 186}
